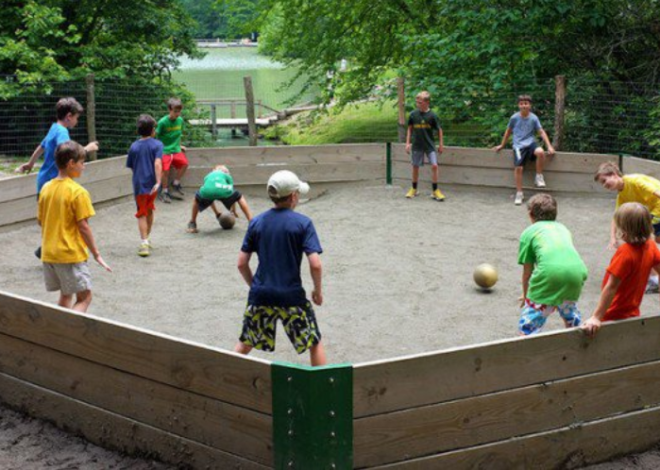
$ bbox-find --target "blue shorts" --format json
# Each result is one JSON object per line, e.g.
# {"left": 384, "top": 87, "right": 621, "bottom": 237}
{"left": 519, "top": 299, "right": 581, "bottom": 335}
{"left": 411, "top": 150, "right": 438, "bottom": 168}
{"left": 513, "top": 144, "right": 538, "bottom": 167}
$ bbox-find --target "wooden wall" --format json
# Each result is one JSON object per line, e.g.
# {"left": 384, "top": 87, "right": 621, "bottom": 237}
{"left": 0, "top": 144, "right": 385, "bottom": 231}
{"left": 392, "top": 145, "right": 618, "bottom": 193}
{"left": 0, "top": 291, "right": 274, "bottom": 469}
{"left": 352, "top": 315, "right": 660, "bottom": 469}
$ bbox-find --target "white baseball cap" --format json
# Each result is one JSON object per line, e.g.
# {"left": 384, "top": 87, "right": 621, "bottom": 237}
{"left": 267, "top": 170, "right": 310, "bottom": 198}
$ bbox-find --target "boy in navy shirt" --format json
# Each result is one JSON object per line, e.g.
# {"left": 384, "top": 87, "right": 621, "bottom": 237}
{"left": 234, "top": 170, "right": 327, "bottom": 366}
{"left": 126, "top": 114, "right": 163, "bottom": 257}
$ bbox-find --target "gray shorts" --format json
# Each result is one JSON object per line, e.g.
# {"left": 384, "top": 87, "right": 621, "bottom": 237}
{"left": 411, "top": 150, "right": 438, "bottom": 167}
{"left": 43, "top": 261, "right": 92, "bottom": 296}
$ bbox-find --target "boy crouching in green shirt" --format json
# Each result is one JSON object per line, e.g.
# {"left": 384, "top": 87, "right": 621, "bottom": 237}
{"left": 518, "top": 194, "right": 588, "bottom": 335}
{"left": 187, "top": 165, "right": 253, "bottom": 233}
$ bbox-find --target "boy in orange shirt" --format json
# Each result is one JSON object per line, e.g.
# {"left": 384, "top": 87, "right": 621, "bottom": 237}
{"left": 38, "top": 141, "right": 112, "bottom": 312}
{"left": 582, "top": 203, "right": 660, "bottom": 337}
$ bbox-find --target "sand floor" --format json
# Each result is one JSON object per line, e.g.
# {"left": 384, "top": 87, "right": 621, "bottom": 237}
{"left": 1, "top": 182, "right": 659, "bottom": 468}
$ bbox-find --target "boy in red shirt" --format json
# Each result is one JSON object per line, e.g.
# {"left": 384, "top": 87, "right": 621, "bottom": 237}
{"left": 583, "top": 202, "right": 660, "bottom": 337}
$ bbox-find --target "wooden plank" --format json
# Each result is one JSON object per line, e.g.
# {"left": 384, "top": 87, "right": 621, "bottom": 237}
{"left": 0, "top": 155, "right": 130, "bottom": 204}
{"left": 367, "top": 403, "right": 660, "bottom": 470}
{"left": 353, "top": 315, "right": 660, "bottom": 417}
{"left": 0, "top": 195, "right": 36, "bottom": 226}
{"left": 624, "top": 156, "right": 660, "bottom": 179}
{"left": 354, "top": 359, "right": 660, "bottom": 467}
{"left": 185, "top": 144, "right": 386, "bottom": 166}
{"left": 182, "top": 161, "right": 386, "bottom": 188}
{"left": 0, "top": 333, "right": 273, "bottom": 465}
{"left": 0, "top": 372, "right": 271, "bottom": 470}
{"left": 0, "top": 291, "right": 272, "bottom": 413}
{"left": 391, "top": 145, "right": 618, "bottom": 173}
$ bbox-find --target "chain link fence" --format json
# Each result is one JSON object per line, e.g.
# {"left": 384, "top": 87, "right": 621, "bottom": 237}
{"left": 1, "top": 74, "right": 659, "bottom": 160}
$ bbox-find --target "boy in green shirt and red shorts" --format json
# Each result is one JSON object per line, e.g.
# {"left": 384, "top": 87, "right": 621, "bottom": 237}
{"left": 156, "top": 97, "right": 188, "bottom": 203}
{"left": 518, "top": 194, "right": 588, "bottom": 335}
{"left": 187, "top": 165, "right": 253, "bottom": 233}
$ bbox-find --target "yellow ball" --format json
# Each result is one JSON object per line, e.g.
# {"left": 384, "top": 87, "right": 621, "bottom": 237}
{"left": 474, "top": 263, "right": 498, "bottom": 289}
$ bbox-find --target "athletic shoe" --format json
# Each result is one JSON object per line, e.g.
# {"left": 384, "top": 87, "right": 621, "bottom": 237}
{"left": 514, "top": 192, "right": 524, "bottom": 205}
{"left": 431, "top": 189, "right": 446, "bottom": 201}
{"left": 405, "top": 188, "right": 418, "bottom": 199}
{"left": 172, "top": 183, "right": 185, "bottom": 196}
{"left": 645, "top": 279, "right": 660, "bottom": 294}
{"left": 158, "top": 191, "right": 172, "bottom": 204}
{"left": 168, "top": 190, "right": 184, "bottom": 201}
{"left": 535, "top": 174, "right": 546, "bottom": 188}
{"left": 187, "top": 221, "right": 198, "bottom": 234}
{"left": 138, "top": 243, "right": 150, "bottom": 257}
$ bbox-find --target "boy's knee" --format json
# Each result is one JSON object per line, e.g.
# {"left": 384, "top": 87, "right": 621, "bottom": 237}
{"left": 514, "top": 166, "right": 524, "bottom": 173}
{"left": 534, "top": 148, "right": 545, "bottom": 158}
{"left": 431, "top": 164, "right": 439, "bottom": 169}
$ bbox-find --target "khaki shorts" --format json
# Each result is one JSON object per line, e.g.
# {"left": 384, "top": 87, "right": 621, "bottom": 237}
{"left": 43, "top": 261, "right": 92, "bottom": 296}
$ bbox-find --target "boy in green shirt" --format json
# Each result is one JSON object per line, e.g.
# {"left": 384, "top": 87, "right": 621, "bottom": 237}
{"left": 518, "top": 194, "right": 588, "bottom": 335}
{"left": 187, "top": 165, "right": 253, "bottom": 233}
{"left": 156, "top": 97, "right": 188, "bottom": 203}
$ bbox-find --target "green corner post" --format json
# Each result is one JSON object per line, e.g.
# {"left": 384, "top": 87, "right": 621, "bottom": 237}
{"left": 272, "top": 362, "right": 353, "bottom": 469}
{"left": 386, "top": 142, "right": 393, "bottom": 185}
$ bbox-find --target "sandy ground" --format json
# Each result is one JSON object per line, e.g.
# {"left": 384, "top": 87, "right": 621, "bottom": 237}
{"left": 1, "top": 182, "right": 659, "bottom": 468}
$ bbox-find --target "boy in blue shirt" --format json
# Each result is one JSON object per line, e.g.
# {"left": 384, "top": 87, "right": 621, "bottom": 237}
{"left": 16, "top": 97, "right": 99, "bottom": 259}
{"left": 493, "top": 95, "right": 555, "bottom": 205}
{"left": 126, "top": 115, "right": 163, "bottom": 257}
{"left": 234, "top": 170, "right": 326, "bottom": 366}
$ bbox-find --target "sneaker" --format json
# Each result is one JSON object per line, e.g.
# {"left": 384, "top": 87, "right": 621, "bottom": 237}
{"left": 187, "top": 221, "right": 198, "bottom": 234}
{"left": 405, "top": 188, "right": 418, "bottom": 199}
{"left": 138, "top": 243, "right": 150, "bottom": 257}
{"left": 514, "top": 192, "right": 524, "bottom": 205}
{"left": 168, "top": 190, "right": 184, "bottom": 201}
{"left": 535, "top": 174, "right": 546, "bottom": 188}
{"left": 158, "top": 191, "right": 172, "bottom": 204}
{"left": 645, "top": 279, "right": 660, "bottom": 294}
{"left": 431, "top": 189, "right": 446, "bottom": 201}
{"left": 172, "top": 183, "right": 185, "bottom": 196}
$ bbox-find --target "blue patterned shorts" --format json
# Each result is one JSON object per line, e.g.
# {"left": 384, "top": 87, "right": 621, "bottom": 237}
{"left": 519, "top": 299, "right": 581, "bottom": 335}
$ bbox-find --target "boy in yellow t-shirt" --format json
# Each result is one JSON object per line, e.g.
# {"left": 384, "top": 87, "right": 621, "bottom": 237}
{"left": 38, "top": 141, "right": 112, "bottom": 312}
{"left": 595, "top": 161, "right": 660, "bottom": 291}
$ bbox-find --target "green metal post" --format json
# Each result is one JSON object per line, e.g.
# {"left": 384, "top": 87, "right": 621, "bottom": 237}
{"left": 272, "top": 362, "right": 353, "bottom": 469}
{"left": 386, "top": 142, "right": 393, "bottom": 185}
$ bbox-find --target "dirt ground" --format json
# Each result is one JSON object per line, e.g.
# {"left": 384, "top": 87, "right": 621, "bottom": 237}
{"left": 1, "top": 182, "right": 659, "bottom": 468}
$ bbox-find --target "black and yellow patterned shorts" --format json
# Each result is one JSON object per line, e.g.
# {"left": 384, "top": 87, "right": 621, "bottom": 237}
{"left": 239, "top": 302, "right": 322, "bottom": 354}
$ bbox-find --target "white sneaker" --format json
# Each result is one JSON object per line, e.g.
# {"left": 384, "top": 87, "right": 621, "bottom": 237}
{"left": 535, "top": 174, "right": 546, "bottom": 188}
{"left": 514, "top": 192, "right": 524, "bottom": 205}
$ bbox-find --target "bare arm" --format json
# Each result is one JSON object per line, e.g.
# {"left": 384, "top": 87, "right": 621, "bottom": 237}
{"left": 582, "top": 274, "right": 621, "bottom": 337}
{"left": 493, "top": 128, "right": 512, "bottom": 152}
{"left": 308, "top": 252, "right": 323, "bottom": 306}
{"left": 405, "top": 125, "right": 413, "bottom": 153}
{"left": 151, "top": 159, "right": 163, "bottom": 194}
{"left": 16, "top": 145, "right": 44, "bottom": 173}
{"left": 77, "top": 219, "right": 112, "bottom": 272}
{"left": 438, "top": 128, "right": 444, "bottom": 154}
{"left": 237, "top": 251, "right": 253, "bottom": 287}
{"left": 609, "top": 218, "right": 618, "bottom": 250}
{"left": 539, "top": 129, "right": 555, "bottom": 154}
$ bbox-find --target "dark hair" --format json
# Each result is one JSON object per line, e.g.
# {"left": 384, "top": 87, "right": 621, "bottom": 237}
{"left": 55, "top": 141, "right": 86, "bottom": 170}
{"left": 137, "top": 114, "right": 156, "bottom": 136}
{"left": 527, "top": 193, "right": 557, "bottom": 221}
{"left": 167, "top": 97, "right": 183, "bottom": 111}
{"left": 56, "top": 97, "right": 84, "bottom": 120}
{"left": 518, "top": 94, "right": 533, "bottom": 104}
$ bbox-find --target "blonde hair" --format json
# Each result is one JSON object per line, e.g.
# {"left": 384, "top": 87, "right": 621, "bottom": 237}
{"left": 527, "top": 193, "right": 557, "bottom": 221}
{"left": 214, "top": 164, "right": 230, "bottom": 174}
{"left": 416, "top": 91, "right": 430, "bottom": 102}
{"left": 614, "top": 202, "right": 652, "bottom": 245}
{"left": 594, "top": 162, "right": 622, "bottom": 182}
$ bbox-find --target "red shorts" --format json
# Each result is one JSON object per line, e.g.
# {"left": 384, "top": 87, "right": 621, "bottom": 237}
{"left": 162, "top": 152, "right": 188, "bottom": 171}
{"left": 135, "top": 193, "right": 157, "bottom": 218}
